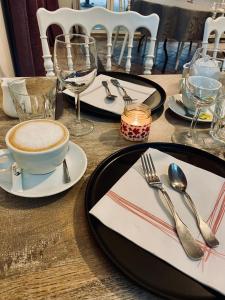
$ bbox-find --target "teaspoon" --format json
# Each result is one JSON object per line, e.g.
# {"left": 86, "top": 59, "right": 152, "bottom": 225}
{"left": 102, "top": 81, "right": 117, "bottom": 101}
{"left": 168, "top": 163, "right": 219, "bottom": 248}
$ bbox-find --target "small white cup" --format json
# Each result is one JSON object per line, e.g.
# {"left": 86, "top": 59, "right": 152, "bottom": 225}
{"left": 1, "top": 120, "right": 69, "bottom": 175}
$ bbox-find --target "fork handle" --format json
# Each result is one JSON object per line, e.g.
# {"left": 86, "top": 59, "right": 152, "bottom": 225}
{"left": 111, "top": 79, "right": 127, "bottom": 96}
{"left": 159, "top": 188, "right": 204, "bottom": 260}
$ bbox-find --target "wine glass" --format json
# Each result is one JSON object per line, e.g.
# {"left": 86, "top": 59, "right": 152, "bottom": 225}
{"left": 54, "top": 34, "right": 97, "bottom": 136}
{"left": 172, "top": 75, "right": 222, "bottom": 147}
{"left": 190, "top": 47, "right": 221, "bottom": 80}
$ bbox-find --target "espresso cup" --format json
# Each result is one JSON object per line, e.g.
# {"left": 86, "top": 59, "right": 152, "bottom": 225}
{"left": 1, "top": 119, "right": 69, "bottom": 174}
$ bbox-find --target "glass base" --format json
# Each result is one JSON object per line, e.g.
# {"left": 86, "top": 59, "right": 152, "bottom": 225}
{"left": 74, "top": 119, "right": 94, "bottom": 136}
{"left": 171, "top": 129, "right": 222, "bottom": 150}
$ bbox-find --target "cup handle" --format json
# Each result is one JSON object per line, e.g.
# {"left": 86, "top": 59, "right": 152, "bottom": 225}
{"left": 0, "top": 149, "right": 12, "bottom": 172}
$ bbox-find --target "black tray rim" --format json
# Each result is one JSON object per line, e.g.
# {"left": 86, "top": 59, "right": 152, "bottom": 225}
{"left": 67, "top": 71, "right": 166, "bottom": 119}
{"left": 85, "top": 142, "right": 225, "bottom": 299}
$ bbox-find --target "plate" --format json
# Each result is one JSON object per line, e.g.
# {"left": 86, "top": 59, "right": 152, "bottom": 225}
{"left": 65, "top": 71, "right": 166, "bottom": 119}
{"left": 0, "top": 141, "right": 87, "bottom": 198}
{"left": 64, "top": 74, "right": 156, "bottom": 115}
{"left": 85, "top": 143, "right": 225, "bottom": 299}
{"left": 168, "top": 95, "right": 213, "bottom": 123}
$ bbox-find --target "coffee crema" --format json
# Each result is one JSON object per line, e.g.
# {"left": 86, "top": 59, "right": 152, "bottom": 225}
{"left": 8, "top": 120, "right": 68, "bottom": 152}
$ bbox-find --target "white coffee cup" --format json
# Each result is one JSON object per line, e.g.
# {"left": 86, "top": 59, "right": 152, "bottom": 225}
{"left": 1, "top": 119, "right": 69, "bottom": 174}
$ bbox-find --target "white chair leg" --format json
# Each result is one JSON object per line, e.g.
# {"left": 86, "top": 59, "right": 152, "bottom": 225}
{"left": 118, "top": 32, "right": 128, "bottom": 65}
{"left": 175, "top": 41, "right": 184, "bottom": 71}
{"left": 112, "top": 27, "right": 120, "bottom": 56}
{"left": 144, "top": 36, "right": 155, "bottom": 75}
{"left": 125, "top": 34, "right": 133, "bottom": 73}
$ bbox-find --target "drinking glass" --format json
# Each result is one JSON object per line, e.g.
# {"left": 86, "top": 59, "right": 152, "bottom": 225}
{"left": 210, "top": 89, "right": 225, "bottom": 144}
{"left": 190, "top": 47, "right": 221, "bottom": 80}
{"left": 54, "top": 34, "right": 97, "bottom": 136}
{"left": 8, "top": 77, "right": 56, "bottom": 122}
{"left": 172, "top": 76, "right": 222, "bottom": 146}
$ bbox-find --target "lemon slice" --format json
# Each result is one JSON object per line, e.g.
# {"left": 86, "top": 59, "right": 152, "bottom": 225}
{"left": 199, "top": 112, "right": 212, "bottom": 121}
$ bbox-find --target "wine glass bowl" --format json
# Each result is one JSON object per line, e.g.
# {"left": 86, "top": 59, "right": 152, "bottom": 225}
{"left": 54, "top": 34, "right": 97, "bottom": 136}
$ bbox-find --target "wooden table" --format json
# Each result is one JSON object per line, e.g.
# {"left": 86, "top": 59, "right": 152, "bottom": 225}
{"left": 0, "top": 74, "right": 223, "bottom": 299}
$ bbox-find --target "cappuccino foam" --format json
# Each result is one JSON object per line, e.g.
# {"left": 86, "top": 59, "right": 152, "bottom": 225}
{"left": 9, "top": 120, "right": 68, "bottom": 152}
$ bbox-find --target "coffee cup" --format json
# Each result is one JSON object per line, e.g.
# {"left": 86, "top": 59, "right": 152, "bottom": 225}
{"left": 1, "top": 119, "right": 69, "bottom": 174}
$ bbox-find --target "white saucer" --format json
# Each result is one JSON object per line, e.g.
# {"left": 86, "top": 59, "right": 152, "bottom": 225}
{"left": 0, "top": 141, "right": 87, "bottom": 198}
{"left": 168, "top": 94, "right": 213, "bottom": 123}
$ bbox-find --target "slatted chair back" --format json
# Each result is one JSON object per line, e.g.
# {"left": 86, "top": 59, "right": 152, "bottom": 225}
{"left": 37, "top": 7, "right": 159, "bottom": 75}
{"left": 202, "top": 16, "right": 225, "bottom": 57}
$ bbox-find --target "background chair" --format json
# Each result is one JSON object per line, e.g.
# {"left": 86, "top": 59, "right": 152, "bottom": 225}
{"left": 202, "top": 16, "right": 225, "bottom": 69}
{"left": 107, "top": 0, "right": 132, "bottom": 65}
{"left": 37, "top": 7, "right": 159, "bottom": 76}
{"left": 202, "top": 16, "right": 225, "bottom": 52}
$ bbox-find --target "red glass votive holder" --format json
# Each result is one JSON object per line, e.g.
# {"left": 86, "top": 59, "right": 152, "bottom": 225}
{"left": 120, "top": 103, "right": 152, "bottom": 141}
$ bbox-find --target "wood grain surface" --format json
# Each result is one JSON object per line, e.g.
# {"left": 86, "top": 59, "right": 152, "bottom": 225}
{"left": 0, "top": 75, "right": 223, "bottom": 300}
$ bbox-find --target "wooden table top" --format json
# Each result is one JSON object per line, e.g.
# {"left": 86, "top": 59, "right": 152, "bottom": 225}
{"left": 0, "top": 74, "right": 223, "bottom": 299}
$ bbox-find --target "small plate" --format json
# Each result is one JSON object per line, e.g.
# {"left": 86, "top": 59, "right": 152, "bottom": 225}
{"left": 0, "top": 141, "right": 87, "bottom": 198}
{"left": 168, "top": 95, "right": 213, "bottom": 123}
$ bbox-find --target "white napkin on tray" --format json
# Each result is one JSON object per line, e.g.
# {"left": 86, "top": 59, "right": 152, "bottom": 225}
{"left": 63, "top": 74, "right": 156, "bottom": 115}
{"left": 90, "top": 148, "right": 225, "bottom": 296}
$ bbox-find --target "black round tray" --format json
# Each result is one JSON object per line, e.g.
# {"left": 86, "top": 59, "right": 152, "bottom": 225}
{"left": 66, "top": 71, "right": 166, "bottom": 119}
{"left": 85, "top": 143, "right": 225, "bottom": 300}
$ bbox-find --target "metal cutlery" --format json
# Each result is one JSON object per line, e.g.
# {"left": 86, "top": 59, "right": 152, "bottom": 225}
{"left": 63, "top": 158, "right": 71, "bottom": 183}
{"left": 168, "top": 163, "right": 219, "bottom": 248}
{"left": 141, "top": 153, "right": 204, "bottom": 260}
{"left": 11, "top": 162, "right": 23, "bottom": 193}
{"left": 102, "top": 81, "right": 117, "bottom": 101}
{"left": 175, "top": 98, "right": 195, "bottom": 118}
{"left": 110, "top": 78, "right": 134, "bottom": 104}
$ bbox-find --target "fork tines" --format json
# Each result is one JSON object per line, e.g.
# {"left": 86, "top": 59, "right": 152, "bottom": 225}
{"left": 141, "top": 153, "right": 157, "bottom": 180}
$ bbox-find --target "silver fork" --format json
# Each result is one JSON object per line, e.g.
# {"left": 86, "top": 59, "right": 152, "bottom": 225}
{"left": 110, "top": 79, "right": 133, "bottom": 104}
{"left": 141, "top": 153, "right": 204, "bottom": 260}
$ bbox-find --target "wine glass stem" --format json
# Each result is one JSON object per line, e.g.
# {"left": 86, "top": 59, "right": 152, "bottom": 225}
{"left": 75, "top": 93, "right": 81, "bottom": 123}
{"left": 188, "top": 106, "right": 201, "bottom": 142}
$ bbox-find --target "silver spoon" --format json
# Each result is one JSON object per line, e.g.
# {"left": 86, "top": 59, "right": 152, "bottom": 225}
{"left": 168, "top": 163, "right": 219, "bottom": 248}
{"left": 102, "top": 81, "right": 117, "bottom": 101}
{"left": 63, "top": 158, "right": 71, "bottom": 183}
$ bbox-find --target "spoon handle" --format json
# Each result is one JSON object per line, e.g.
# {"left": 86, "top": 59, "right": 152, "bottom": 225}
{"left": 160, "top": 188, "right": 204, "bottom": 260}
{"left": 184, "top": 192, "right": 219, "bottom": 248}
{"left": 102, "top": 81, "right": 111, "bottom": 95}
{"left": 63, "top": 159, "right": 71, "bottom": 183}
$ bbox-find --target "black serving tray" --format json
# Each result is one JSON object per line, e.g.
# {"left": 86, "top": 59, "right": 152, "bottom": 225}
{"left": 66, "top": 71, "right": 166, "bottom": 119}
{"left": 85, "top": 143, "right": 225, "bottom": 299}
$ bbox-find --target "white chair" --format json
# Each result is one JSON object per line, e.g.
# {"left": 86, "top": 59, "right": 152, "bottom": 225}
{"left": 107, "top": 0, "right": 132, "bottom": 65}
{"left": 202, "top": 16, "right": 225, "bottom": 53}
{"left": 202, "top": 16, "right": 225, "bottom": 69}
{"left": 36, "top": 7, "right": 159, "bottom": 76}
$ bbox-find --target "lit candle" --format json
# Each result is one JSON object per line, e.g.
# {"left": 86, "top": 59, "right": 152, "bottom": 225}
{"left": 120, "top": 103, "right": 152, "bottom": 141}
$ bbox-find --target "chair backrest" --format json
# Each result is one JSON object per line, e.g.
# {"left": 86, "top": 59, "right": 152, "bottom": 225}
{"left": 37, "top": 7, "right": 159, "bottom": 76}
{"left": 202, "top": 16, "right": 225, "bottom": 57}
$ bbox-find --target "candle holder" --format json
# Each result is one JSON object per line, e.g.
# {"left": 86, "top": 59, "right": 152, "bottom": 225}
{"left": 120, "top": 103, "right": 152, "bottom": 141}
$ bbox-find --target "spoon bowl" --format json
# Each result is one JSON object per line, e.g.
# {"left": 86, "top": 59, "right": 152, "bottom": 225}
{"left": 168, "top": 163, "right": 187, "bottom": 193}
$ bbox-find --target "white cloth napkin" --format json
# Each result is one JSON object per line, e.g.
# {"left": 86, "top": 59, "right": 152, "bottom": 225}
{"left": 63, "top": 74, "right": 156, "bottom": 115}
{"left": 90, "top": 148, "right": 225, "bottom": 295}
